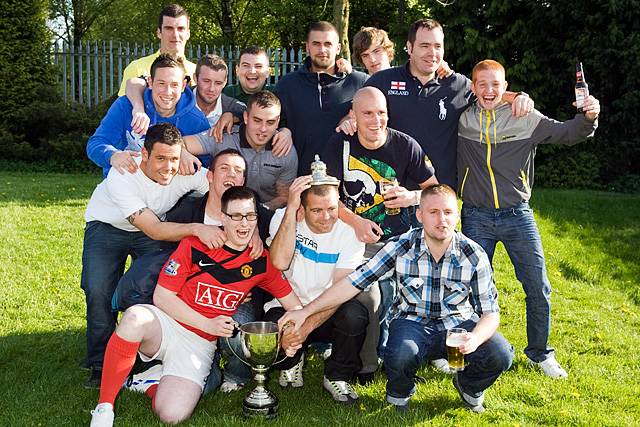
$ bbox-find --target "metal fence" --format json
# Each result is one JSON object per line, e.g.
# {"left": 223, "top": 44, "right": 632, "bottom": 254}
{"left": 51, "top": 40, "right": 307, "bottom": 105}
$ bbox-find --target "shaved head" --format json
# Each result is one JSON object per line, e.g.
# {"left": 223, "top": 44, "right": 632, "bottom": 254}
{"left": 350, "top": 87, "right": 388, "bottom": 148}
{"left": 352, "top": 86, "right": 387, "bottom": 109}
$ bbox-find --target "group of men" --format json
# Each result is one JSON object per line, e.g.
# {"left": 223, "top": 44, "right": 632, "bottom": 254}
{"left": 83, "top": 3, "right": 601, "bottom": 426}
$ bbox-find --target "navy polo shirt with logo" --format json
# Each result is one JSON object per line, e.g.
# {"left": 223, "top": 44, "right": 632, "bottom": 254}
{"left": 194, "top": 124, "right": 298, "bottom": 204}
{"left": 365, "top": 63, "right": 473, "bottom": 188}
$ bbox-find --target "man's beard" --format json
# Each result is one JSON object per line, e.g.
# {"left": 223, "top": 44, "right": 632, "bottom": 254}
{"left": 197, "top": 91, "right": 217, "bottom": 108}
{"left": 311, "top": 57, "right": 336, "bottom": 73}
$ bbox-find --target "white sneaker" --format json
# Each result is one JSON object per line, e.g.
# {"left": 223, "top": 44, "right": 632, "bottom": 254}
{"left": 322, "top": 376, "right": 358, "bottom": 405}
{"left": 278, "top": 358, "right": 304, "bottom": 388}
{"left": 530, "top": 356, "right": 568, "bottom": 379}
{"left": 220, "top": 380, "right": 244, "bottom": 393}
{"left": 90, "top": 403, "right": 114, "bottom": 427}
{"left": 124, "top": 363, "right": 162, "bottom": 393}
{"left": 431, "top": 358, "right": 453, "bottom": 374}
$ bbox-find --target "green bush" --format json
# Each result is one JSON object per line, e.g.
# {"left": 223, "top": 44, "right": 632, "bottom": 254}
{"left": 536, "top": 146, "right": 602, "bottom": 190}
{"left": 0, "top": 84, "right": 111, "bottom": 173}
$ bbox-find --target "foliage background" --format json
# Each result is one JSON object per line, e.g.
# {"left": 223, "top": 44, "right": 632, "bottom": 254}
{"left": 1, "top": 0, "right": 638, "bottom": 191}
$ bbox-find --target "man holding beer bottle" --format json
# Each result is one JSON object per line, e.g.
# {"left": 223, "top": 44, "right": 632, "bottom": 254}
{"left": 278, "top": 184, "right": 514, "bottom": 413}
{"left": 457, "top": 59, "right": 600, "bottom": 379}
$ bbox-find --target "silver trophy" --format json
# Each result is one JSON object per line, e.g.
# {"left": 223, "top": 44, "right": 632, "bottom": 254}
{"left": 225, "top": 321, "right": 285, "bottom": 419}
{"left": 310, "top": 154, "right": 340, "bottom": 186}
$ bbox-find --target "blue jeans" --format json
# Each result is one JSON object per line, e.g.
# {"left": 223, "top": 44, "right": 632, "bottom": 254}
{"left": 80, "top": 221, "right": 164, "bottom": 368}
{"left": 377, "top": 276, "right": 396, "bottom": 356}
{"left": 384, "top": 318, "right": 513, "bottom": 405}
{"left": 461, "top": 203, "right": 554, "bottom": 362}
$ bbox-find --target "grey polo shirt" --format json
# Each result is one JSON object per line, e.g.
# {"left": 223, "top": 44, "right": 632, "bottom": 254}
{"left": 194, "top": 124, "right": 298, "bottom": 204}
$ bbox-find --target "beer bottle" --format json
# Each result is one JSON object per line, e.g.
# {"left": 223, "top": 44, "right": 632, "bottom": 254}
{"left": 575, "top": 62, "right": 589, "bottom": 112}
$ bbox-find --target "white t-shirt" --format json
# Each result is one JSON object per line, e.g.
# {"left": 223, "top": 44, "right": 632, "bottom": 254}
{"left": 264, "top": 208, "right": 365, "bottom": 310}
{"left": 85, "top": 157, "right": 209, "bottom": 232}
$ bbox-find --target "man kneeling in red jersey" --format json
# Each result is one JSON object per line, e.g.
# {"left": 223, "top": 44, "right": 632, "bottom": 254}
{"left": 89, "top": 186, "right": 302, "bottom": 426}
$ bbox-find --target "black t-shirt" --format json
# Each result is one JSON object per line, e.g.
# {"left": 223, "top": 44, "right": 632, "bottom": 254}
{"left": 323, "top": 128, "right": 435, "bottom": 239}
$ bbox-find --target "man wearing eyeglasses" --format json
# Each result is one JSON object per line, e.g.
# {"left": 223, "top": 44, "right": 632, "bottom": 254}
{"left": 89, "top": 186, "right": 303, "bottom": 427}
{"left": 112, "top": 149, "right": 269, "bottom": 395}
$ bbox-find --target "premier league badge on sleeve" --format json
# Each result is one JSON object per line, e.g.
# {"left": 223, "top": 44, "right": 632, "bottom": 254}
{"left": 164, "top": 259, "right": 180, "bottom": 276}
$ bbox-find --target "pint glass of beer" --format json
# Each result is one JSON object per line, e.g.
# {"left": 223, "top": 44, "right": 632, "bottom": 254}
{"left": 446, "top": 328, "right": 467, "bottom": 372}
{"left": 379, "top": 178, "right": 401, "bottom": 216}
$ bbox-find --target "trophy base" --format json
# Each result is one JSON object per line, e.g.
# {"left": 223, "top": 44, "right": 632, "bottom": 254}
{"left": 242, "top": 402, "right": 279, "bottom": 419}
{"left": 242, "top": 388, "right": 279, "bottom": 419}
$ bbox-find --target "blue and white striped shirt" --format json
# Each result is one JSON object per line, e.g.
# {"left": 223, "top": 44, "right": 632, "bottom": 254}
{"left": 348, "top": 228, "right": 499, "bottom": 330}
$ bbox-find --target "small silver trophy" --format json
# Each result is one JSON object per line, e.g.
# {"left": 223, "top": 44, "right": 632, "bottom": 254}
{"left": 225, "top": 321, "right": 284, "bottom": 419}
{"left": 310, "top": 154, "right": 340, "bottom": 186}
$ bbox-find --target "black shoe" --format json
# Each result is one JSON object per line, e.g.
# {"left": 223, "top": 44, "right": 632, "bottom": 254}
{"left": 354, "top": 372, "right": 375, "bottom": 386}
{"left": 84, "top": 366, "right": 102, "bottom": 389}
{"left": 79, "top": 357, "right": 91, "bottom": 370}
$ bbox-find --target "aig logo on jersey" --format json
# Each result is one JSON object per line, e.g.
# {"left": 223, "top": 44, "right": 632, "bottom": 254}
{"left": 388, "top": 81, "right": 409, "bottom": 96}
{"left": 195, "top": 283, "right": 244, "bottom": 311}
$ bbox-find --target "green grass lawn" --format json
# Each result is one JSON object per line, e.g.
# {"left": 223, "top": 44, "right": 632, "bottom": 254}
{"left": 0, "top": 172, "right": 639, "bottom": 426}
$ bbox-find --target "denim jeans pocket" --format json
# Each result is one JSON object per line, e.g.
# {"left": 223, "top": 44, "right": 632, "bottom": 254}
{"left": 512, "top": 205, "right": 533, "bottom": 217}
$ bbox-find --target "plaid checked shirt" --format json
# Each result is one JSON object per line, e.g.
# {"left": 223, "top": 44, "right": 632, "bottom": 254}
{"left": 348, "top": 228, "right": 499, "bottom": 330}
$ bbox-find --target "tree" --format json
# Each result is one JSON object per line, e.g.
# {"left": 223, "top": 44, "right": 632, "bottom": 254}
{"left": 334, "top": 0, "right": 350, "bottom": 61}
{"left": 1, "top": 0, "right": 53, "bottom": 124}
{"left": 49, "top": 0, "right": 119, "bottom": 47}
{"left": 431, "top": 0, "right": 640, "bottom": 190}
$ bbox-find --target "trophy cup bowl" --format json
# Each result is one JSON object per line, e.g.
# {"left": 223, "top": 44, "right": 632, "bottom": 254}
{"left": 225, "top": 321, "right": 283, "bottom": 419}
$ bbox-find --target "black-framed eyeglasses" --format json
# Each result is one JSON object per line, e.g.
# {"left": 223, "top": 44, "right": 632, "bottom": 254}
{"left": 223, "top": 211, "right": 258, "bottom": 222}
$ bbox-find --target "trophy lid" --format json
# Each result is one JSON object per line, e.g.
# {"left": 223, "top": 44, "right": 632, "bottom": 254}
{"left": 310, "top": 154, "right": 339, "bottom": 186}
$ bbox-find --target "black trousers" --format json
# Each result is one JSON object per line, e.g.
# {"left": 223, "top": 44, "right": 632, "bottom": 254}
{"left": 265, "top": 298, "right": 369, "bottom": 381}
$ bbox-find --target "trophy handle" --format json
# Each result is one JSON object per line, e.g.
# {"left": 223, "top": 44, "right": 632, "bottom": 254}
{"left": 224, "top": 325, "right": 253, "bottom": 368}
{"left": 274, "top": 321, "right": 296, "bottom": 364}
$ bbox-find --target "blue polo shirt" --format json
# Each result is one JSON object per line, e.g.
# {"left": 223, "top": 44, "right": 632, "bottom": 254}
{"left": 365, "top": 63, "right": 473, "bottom": 188}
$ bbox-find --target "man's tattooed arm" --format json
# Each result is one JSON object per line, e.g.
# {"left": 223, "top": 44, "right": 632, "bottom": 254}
{"left": 127, "top": 207, "right": 151, "bottom": 225}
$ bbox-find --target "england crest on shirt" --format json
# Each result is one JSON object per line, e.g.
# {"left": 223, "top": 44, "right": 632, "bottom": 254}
{"left": 388, "top": 81, "right": 409, "bottom": 96}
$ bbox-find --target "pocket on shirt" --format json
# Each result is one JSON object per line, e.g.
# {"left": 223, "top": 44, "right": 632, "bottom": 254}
{"left": 443, "top": 280, "right": 469, "bottom": 307}
{"left": 398, "top": 276, "right": 425, "bottom": 305}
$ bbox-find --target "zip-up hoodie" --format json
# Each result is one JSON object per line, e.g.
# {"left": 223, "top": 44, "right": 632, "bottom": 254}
{"left": 274, "top": 57, "right": 368, "bottom": 175}
{"left": 457, "top": 102, "right": 597, "bottom": 209}
{"left": 87, "top": 86, "right": 210, "bottom": 177}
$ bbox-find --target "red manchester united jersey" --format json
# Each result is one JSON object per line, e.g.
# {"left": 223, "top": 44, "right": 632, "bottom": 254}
{"left": 157, "top": 236, "right": 291, "bottom": 340}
